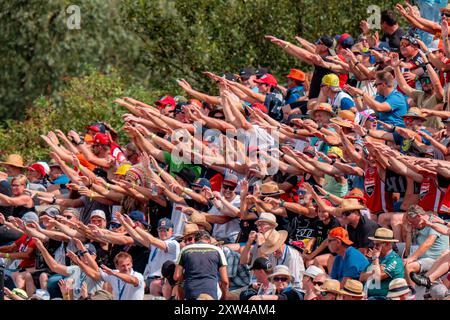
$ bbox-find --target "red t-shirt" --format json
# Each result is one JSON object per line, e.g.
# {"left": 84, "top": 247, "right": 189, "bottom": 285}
{"left": 337, "top": 54, "right": 348, "bottom": 88}
{"left": 14, "top": 235, "right": 37, "bottom": 269}
{"left": 364, "top": 166, "right": 392, "bottom": 215}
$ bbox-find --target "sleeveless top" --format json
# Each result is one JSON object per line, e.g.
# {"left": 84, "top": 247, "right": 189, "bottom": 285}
{"left": 364, "top": 166, "right": 392, "bottom": 214}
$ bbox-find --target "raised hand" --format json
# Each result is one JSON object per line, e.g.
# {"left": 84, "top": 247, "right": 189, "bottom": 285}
{"left": 264, "top": 35, "right": 289, "bottom": 47}
{"left": 360, "top": 20, "right": 370, "bottom": 34}
{"left": 352, "top": 123, "right": 368, "bottom": 137}
{"left": 100, "top": 264, "right": 115, "bottom": 275}
{"left": 442, "top": 16, "right": 449, "bottom": 39}
{"left": 67, "top": 130, "right": 81, "bottom": 144}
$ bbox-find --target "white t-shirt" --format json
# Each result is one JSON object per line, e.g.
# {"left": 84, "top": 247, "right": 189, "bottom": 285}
{"left": 100, "top": 269, "right": 145, "bottom": 300}
{"left": 143, "top": 239, "right": 180, "bottom": 279}
{"left": 209, "top": 194, "right": 241, "bottom": 243}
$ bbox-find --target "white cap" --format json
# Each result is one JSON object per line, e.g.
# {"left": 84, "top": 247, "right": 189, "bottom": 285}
{"left": 304, "top": 265, "right": 325, "bottom": 279}
{"left": 256, "top": 212, "right": 278, "bottom": 227}
{"left": 90, "top": 209, "right": 106, "bottom": 221}
{"left": 36, "top": 161, "right": 50, "bottom": 175}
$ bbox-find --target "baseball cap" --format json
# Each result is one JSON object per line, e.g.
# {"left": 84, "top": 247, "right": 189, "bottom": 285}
{"left": 173, "top": 102, "right": 188, "bottom": 114}
{"left": 40, "top": 206, "right": 61, "bottom": 219}
{"left": 93, "top": 133, "right": 111, "bottom": 146}
{"left": 321, "top": 74, "right": 340, "bottom": 89}
{"left": 90, "top": 209, "right": 106, "bottom": 221}
{"left": 254, "top": 74, "right": 278, "bottom": 87}
{"left": 239, "top": 67, "right": 255, "bottom": 79}
{"left": 317, "top": 35, "right": 337, "bottom": 55}
{"left": 304, "top": 265, "right": 325, "bottom": 279}
{"left": 155, "top": 95, "right": 176, "bottom": 108}
{"left": 337, "top": 33, "right": 355, "bottom": 49}
{"left": 255, "top": 67, "right": 269, "bottom": 79}
{"left": 157, "top": 218, "right": 174, "bottom": 230}
{"left": 328, "top": 227, "right": 353, "bottom": 245}
{"left": 84, "top": 243, "right": 97, "bottom": 256}
{"left": 129, "top": 210, "right": 149, "bottom": 227}
{"left": 86, "top": 123, "right": 107, "bottom": 134}
{"left": 22, "top": 212, "right": 39, "bottom": 225}
{"left": 191, "top": 178, "right": 211, "bottom": 189}
{"left": 115, "top": 163, "right": 132, "bottom": 176}
{"left": 28, "top": 163, "right": 46, "bottom": 177}
{"left": 223, "top": 172, "right": 238, "bottom": 186}
{"left": 250, "top": 257, "right": 273, "bottom": 271}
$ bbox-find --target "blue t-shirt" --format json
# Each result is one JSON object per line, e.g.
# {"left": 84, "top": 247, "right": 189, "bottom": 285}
{"left": 52, "top": 174, "right": 70, "bottom": 185}
{"left": 374, "top": 89, "right": 408, "bottom": 127}
{"left": 284, "top": 85, "right": 305, "bottom": 105}
{"left": 331, "top": 246, "right": 370, "bottom": 281}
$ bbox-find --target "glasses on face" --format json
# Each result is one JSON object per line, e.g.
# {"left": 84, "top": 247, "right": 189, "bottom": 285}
{"left": 158, "top": 227, "right": 169, "bottom": 232}
{"left": 420, "top": 78, "right": 431, "bottom": 85}
{"left": 184, "top": 236, "right": 195, "bottom": 242}
{"left": 222, "top": 184, "right": 236, "bottom": 191}
{"left": 273, "top": 277, "right": 289, "bottom": 282}
{"left": 313, "top": 281, "right": 324, "bottom": 286}
{"left": 109, "top": 223, "right": 121, "bottom": 229}
{"left": 214, "top": 116, "right": 225, "bottom": 120}
{"left": 343, "top": 211, "right": 355, "bottom": 217}
{"left": 192, "top": 188, "right": 202, "bottom": 194}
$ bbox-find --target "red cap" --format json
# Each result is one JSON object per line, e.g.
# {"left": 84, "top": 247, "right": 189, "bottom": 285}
{"left": 94, "top": 133, "right": 111, "bottom": 146}
{"left": 189, "top": 99, "right": 203, "bottom": 109}
{"left": 251, "top": 103, "right": 268, "bottom": 113}
{"left": 28, "top": 163, "right": 46, "bottom": 177}
{"left": 254, "top": 74, "right": 278, "bottom": 87}
{"left": 155, "top": 95, "right": 176, "bottom": 108}
{"left": 329, "top": 227, "right": 353, "bottom": 245}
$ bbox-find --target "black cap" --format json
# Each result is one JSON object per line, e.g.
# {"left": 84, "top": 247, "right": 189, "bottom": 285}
{"left": 319, "top": 35, "right": 336, "bottom": 49}
{"left": 250, "top": 257, "right": 273, "bottom": 271}
{"left": 175, "top": 167, "right": 196, "bottom": 185}
{"left": 239, "top": 67, "right": 255, "bottom": 79}
{"left": 255, "top": 67, "right": 269, "bottom": 79}
{"left": 223, "top": 72, "right": 238, "bottom": 82}
{"left": 174, "top": 102, "right": 188, "bottom": 114}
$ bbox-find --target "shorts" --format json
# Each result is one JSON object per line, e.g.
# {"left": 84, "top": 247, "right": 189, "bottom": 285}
{"left": 417, "top": 258, "right": 435, "bottom": 273}
{"left": 145, "top": 276, "right": 163, "bottom": 292}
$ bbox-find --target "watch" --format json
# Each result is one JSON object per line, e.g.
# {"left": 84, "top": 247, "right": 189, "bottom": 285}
{"left": 51, "top": 196, "right": 56, "bottom": 205}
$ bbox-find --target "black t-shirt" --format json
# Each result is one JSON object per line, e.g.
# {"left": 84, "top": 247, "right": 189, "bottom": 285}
{"left": 309, "top": 65, "right": 334, "bottom": 99}
{"left": 384, "top": 169, "right": 407, "bottom": 194}
{"left": 0, "top": 181, "right": 13, "bottom": 216}
{"left": 347, "top": 216, "right": 379, "bottom": 249}
{"left": 237, "top": 217, "right": 257, "bottom": 244}
{"left": 35, "top": 239, "right": 67, "bottom": 271}
{"left": 437, "top": 174, "right": 450, "bottom": 189}
{"left": 381, "top": 27, "right": 405, "bottom": 51}
{"left": 92, "top": 242, "right": 111, "bottom": 267}
{"left": 264, "top": 92, "right": 284, "bottom": 121}
{"left": 286, "top": 210, "right": 318, "bottom": 251}
{"left": 277, "top": 287, "right": 304, "bottom": 300}
{"left": 312, "top": 216, "right": 341, "bottom": 251}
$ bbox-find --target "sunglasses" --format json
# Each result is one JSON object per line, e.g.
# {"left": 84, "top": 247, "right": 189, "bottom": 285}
{"left": 320, "top": 291, "right": 335, "bottom": 297}
{"left": 343, "top": 211, "right": 354, "bottom": 217}
{"left": 184, "top": 236, "right": 195, "bottom": 242}
{"left": 222, "top": 184, "right": 236, "bottom": 191}
{"left": 400, "top": 40, "right": 411, "bottom": 47}
{"left": 192, "top": 188, "right": 202, "bottom": 193}
{"left": 158, "top": 227, "right": 170, "bottom": 232}
{"left": 273, "top": 277, "right": 289, "bottom": 282}
{"left": 313, "top": 281, "right": 324, "bottom": 286}
{"left": 109, "top": 223, "right": 121, "bottom": 229}
{"left": 420, "top": 78, "right": 431, "bottom": 85}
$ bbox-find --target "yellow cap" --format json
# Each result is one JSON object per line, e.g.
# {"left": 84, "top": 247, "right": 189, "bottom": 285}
{"left": 115, "top": 164, "right": 132, "bottom": 176}
{"left": 321, "top": 74, "right": 340, "bottom": 88}
{"left": 328, "top": 146, "right": 344, "bottom": 159}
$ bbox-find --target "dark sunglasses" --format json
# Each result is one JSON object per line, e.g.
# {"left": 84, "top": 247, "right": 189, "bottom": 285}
{"left": 184, "top": 236, "right": 195, "bottom": 242}
{"left": 343, "top": 211, "right": 354, "bottom": 217}
{"left": 400, "top": 40, "right": 411, "bottom": 47}
{"left": 222, "top": 184, "right": 236, "bottom": 191}
{"left": 192, "top": 188, "right": 202, "bottom": 193}
{"left": 313, "top": 281, "right": 324, "bottom": 286}
{"left": 109, "top": 223, "right": 121, "bottom": 229}
{"left": 273, "top": 276, "right": 289, "bottom": 282}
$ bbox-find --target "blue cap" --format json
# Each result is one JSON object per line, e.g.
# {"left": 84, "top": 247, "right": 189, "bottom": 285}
{"left": 84, "top": 243, "right": 97, "bottom": 256}
{"left": 129, "top": 210, "right": 149, "bottom": 227}
{"left": 157, "top": 218, "right": 174, "bottom": 230}
{"left": 191, "top": 178, "right": 211, "bottom": 189}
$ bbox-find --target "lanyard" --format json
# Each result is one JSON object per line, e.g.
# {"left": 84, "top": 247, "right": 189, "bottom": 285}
{"left": 150, "top": 248, "right": 159, "bottom": 262}
{"left": 276, "top": 245, "right": 288, "bottom": 265}
{"left": 117, "top": 278, "right": 126, "bottom": 300}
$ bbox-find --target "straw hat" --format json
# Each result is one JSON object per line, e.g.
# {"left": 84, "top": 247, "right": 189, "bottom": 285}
{"left": 330, "top": 110, "right": 356, "bottom": 128}
{"left": 256, "top": 212, "right": 278, "bottom": 228}
{"left": 0, "top": 154, "right": 26, "bottom": 168}
{"left": 336, "top": 198, "right": 366, "bottom": 216}
{"left": 403, "top": 107, "right": 426, "bottom": 120}
{"left": 368, "top": 228, "right": 399, "bottom": 243}
{"left": 268, "top": 265, "right": 293, "bottom": 282}
{"left": 339, "top": 279, "right": 364, "bottom": 297}
{"left": 189, "top": 212, "right": 212, "bottom": 232}
{"left": 386, "top": 278, "right": 411, "bottom": 299}
{"left": 260, "top": 182, "right": 285, "bottom": 197}
{"left": 308, "top": 103, "right": 335, "bottom": 118}
{"left": 314, "top": 279, "right": 342, "bottom": 294}
{"left": 183, "top": 223, "right": 199, "bottom": 238}
{"left": 259, "top": 229, "right": 288, "bottom": 256}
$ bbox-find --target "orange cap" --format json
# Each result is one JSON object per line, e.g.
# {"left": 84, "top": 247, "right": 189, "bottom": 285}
{"left": 329, "top": 227, "right": 353, "bottom": 245}
{"left": 189, "top": 99, "right": 203, "bottom": 109}
{"left": 287, "top": 69, "right": 306, "bottom": 82}
{"left": 344, "top": 188, "right": 366, "bottom": 204}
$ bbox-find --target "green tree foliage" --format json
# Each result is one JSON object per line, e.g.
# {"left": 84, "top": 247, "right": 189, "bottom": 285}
{"left": 0, "top": 0, "right": 144, "bottom": 120}
{"left": 0, "top": 70, "right": 158, "bottom": 163}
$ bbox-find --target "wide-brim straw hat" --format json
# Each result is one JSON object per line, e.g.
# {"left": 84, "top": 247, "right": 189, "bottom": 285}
{"left": 0, "top": 154, "right": 26, "bottom": 168}
{"left": 338, "top": 279, "right": 364, "bottom": 297}
{"left": 183, "top": 222, "right": 199, "bottom": 238}
{"left": 259, "top": 229, "right": 288, "bottom": 256}
{"left": 314, "top": 279, "right": 342, "bottom": 295}
{"left": 189, "top": 212, "right": 212, "bottom": 232}
{"left": 268, "top": 265, "right": 294, "bottom": 282}
{"left": 386, "top": 278, "right": 411, "bottom": 298}
{"left": 368, "top": 227, "right": 399, "bottom": 243}
{"left": 260, "top": 182, "right": 285, "bottom": 197}
{"left": 336, "top": 198, "right": 366, "bottom": 216}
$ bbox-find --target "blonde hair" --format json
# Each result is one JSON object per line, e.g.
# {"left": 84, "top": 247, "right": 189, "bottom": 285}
{"left": 12, "top": 174, "right": 28, "bottom": 186}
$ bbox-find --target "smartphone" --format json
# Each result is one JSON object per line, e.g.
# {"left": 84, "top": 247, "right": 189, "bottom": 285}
{"left": 248, "top": 185, "right": 255, "bottom": 194}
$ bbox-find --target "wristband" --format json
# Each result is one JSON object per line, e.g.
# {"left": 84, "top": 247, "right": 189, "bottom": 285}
{"left": 355, "top": 61, "right": 360, "bottom": 66}
{"left": 78, "top": 165, "right": 83, "bottom": 171}
{"left": 106, "top": 183, "right": 110, "bottom": 190}
{"left": 280, "top": 200, "right": 285, "bottom": 208}
{"left": 5, "top": 253, "right": 10, "bottom": 259}
{"left": 284, "top": 43, "right": 290, "bottom": 49}
{"left": 51, "top": 196, "right": 57, "bottom": 205}
{"left": 150, "top": 133, "right": 156, "bottom": 141}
